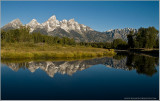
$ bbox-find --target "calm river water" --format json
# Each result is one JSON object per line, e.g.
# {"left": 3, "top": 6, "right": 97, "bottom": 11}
{"left": 1, "top": 52, "right": 159, "bottom": 100}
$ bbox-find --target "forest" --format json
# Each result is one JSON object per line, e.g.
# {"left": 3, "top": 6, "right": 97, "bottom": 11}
{"left": 127, "top": 27, "right": 159, "bottom": 49}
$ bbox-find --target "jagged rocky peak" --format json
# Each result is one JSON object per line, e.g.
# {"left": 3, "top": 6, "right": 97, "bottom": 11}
{"left": 11, "top": 18, "right": 22, "bottom": 24}
{"left": 68, "top": 18, "right": 76, "bottom": 23}
{"left": 30, "top": 19, "right": 38, "bottom": 23}
{"left": 61, "top": 19, "right": 68, "bottom": 23}
{"left": 41, "top": 15, "right": 60, "bottom": 32}
{"left": 105, "top": 27, "right": 138, "bottom": 41}
{"left": 10, "top": 19, "right": 23, "bottom": 28}
{"left": 2, "top": 18, "right": 23, "bottom": 30}
{"left": 10, "top": 19, "right": 23, "bottom": 27}
{"left": 26, "top": 19, "right": 41, "bottom": 32}
{"left": 48, "top": 15, "right": 57, "bottom": 21}
{"left": 106, "top": 29, "right": 113, "bottom": 32}
{"left": 30, "top": 19, "right": 37, "bottom": 22}
{"left": 106, "top": 28, "right": 137, "bottom": 32}
{"left": 47, "top": 15, "right": 60, "bottom": 24}
{"left": 27, "top": 19, "right": 40, "bottom": 26}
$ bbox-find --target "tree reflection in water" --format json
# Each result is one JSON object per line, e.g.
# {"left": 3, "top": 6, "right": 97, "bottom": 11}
{"left": 126, "top": 53, "right": 158, "bottom": 76}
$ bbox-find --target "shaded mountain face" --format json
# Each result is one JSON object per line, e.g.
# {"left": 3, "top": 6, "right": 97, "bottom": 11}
{"left": 105, "top": 28, "right": 138, "bottom": 41}
{"left": 2, "top": 15, "right": 137, "bottom": 42}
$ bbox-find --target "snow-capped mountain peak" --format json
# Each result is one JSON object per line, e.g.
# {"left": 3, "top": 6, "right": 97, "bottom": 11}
{"left": 10, "top": 19, "right": 21, "bottom": 24}
{"left": 41, "top": 15, "right": 60, "bottom": 32}
{"left": 48, "top": 15, "right": 57, "bottom": 21}
{"left": 2, "top": 15, "right": 94, "bottom": 34}
{"left": 61, "top": 19, "right": 68, "bottom": 23}
{"left": 27, "top": 19, "right": 40, "bottom": 26}
{"left": 68, "top": 18, "right": 75, "bottom": 23}
{"left": 11, "top": 19, "right": 22, "bottom": 27}
{"left": 26, "top": 19, "right": 41, "bottom": 32}
{"left": 31, "top": 19, "right": 37, "bottom": 22}
{"left": 2, "top": 19, "right": 23, "bottom": 30}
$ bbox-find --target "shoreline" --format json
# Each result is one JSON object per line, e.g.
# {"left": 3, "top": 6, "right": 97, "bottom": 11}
{"left": 1, "top": 55, "right": 114, "bottom": 63}
{"left": 1, "top": 51, "right": 115, "bottom": 60}
{"left": 115, "top": 48, "right": 159, "bottom": 57}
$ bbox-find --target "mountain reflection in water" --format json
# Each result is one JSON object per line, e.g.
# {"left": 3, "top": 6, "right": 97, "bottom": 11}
{"left": 2, "top": 52, "right": 159, "bottom": 77}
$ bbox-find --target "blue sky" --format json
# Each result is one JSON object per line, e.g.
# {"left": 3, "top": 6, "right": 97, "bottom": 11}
{"left": 1, "top": 1, "right": 159, "bottom": 32}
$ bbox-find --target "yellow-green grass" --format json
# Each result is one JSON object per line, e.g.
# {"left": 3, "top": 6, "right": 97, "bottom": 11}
{"left": 1, "top": 42, "right": 116, "bottom": 59}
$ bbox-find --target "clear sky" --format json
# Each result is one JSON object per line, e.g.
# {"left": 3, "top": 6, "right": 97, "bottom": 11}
{"left": 1, "top": 1, "right": 159, "bottom": 32}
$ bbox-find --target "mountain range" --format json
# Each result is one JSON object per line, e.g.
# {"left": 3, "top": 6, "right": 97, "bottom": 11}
{"left": 2, "top": 15, "right": 138, "bottom": 42}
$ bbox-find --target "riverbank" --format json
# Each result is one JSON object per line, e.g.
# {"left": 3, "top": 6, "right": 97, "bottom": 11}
{"left": 115, "top": 48, "right": 159, "bottom": 57}
{"left": 1, "top": 43, "right": 116, "bottom": 59}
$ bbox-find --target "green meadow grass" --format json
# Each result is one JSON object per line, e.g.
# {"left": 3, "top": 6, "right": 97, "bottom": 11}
{"left": 1, "top": 42, "right": 116, "bottom": 59}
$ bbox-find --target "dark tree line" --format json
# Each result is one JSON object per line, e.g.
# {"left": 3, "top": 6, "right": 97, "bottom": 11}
{"left": 78, "top": 42, "right": 112, "bottom": 49}
{"left": 78, "top": 39, "right": 127, "bottom": 49}
{"left": 127, "top": 27, "right": 159, "bottom": 49}
{"left": 1, "top": 26, "right": 76, "bottom": 45}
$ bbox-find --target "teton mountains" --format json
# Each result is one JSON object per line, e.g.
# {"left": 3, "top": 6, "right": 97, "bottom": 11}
{"left": 2, "top": 15, "right": 138, "bottom": 42}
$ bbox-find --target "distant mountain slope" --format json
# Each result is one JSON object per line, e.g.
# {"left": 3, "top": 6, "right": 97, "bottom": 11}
{"left": 105, "top": 28, "right": 138, "bottom": 41}
{"left": 1, "top": 15, "right": 137, "bottom": 42}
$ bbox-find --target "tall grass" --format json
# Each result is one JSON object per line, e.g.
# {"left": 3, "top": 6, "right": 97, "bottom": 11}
{"left": 1, "top": 42, "right": 116, "bottom": 59}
